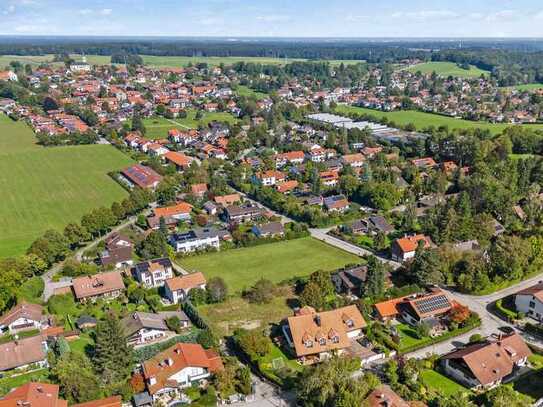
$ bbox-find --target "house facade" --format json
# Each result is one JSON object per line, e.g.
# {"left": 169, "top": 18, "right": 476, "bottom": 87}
{"left": 133, "top": 258, "right": 174, "bottom": 288}
{"left": 121, "top": 311, "right": 190, "bottom": 346}
{"left": 164, "top": 272, "right": 207, "bottom": 304}
{"left": 515, "top": 282, "right": 543, "bottom": 321}
{"left": 0, "top": 303, "right": 49, "bottom": 335}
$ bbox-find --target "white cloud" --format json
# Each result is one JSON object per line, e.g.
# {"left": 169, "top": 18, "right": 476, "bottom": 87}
{"left": 79, "top": 8, "right": 92, "bottom": 15}
{"left": 100, "top": 8, "right": 112, "bottom": 16}
{"left": 391, "top": 10, "right": 460, "bottom": 21}
{"left": 484, "top": 10, "right": 518, "bottom": 22}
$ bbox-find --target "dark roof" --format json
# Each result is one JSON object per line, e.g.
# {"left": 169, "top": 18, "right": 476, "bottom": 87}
{"left": 133, "top": 392, "right": 153, "bottom": 407}
{"left": 76, "top": 315, "right": 97, "bottom": 327}
{"left": 121, "top": 311, "right": 189, "bottom": 337}
{"left": 133, "top": 258, "right": 172, "bottom": 275}
{"left": 255, "top": 222, "right": 284, "bottom": 235}
{"left": 368, "top": 216, "right": 394, "bottom": 233}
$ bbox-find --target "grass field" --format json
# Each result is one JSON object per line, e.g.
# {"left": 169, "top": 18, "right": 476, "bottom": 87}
{"left": 0, "top": 114, "right": 134, "bottom": 257}
{"left": 335, "top": 105, "right": 543, "bottom": 135}
{"left": 179, "top": 237, "right": 360, "bottom": 293}
{"left": 420, "top": 369, "right": 470, "bottom": 396}
{"left": 143, "top": 110, "right": 238, "bottom": 138}
{"left": 0, "top": 369, "right": 49, "bottom": 396}
{"left": 505, "top": 83, "right": 543, "bottom": 92}
{"left": 198, "top": 295, "right": 294, "bottom": 336}
{"left": 236, "top": 85, "right": 268, "bottom": 100}
{"left": 0, "top": 54, "right": 365, "bottom": 70}
{"left": 405, "top": 61, "right": 490, "bottom": 78}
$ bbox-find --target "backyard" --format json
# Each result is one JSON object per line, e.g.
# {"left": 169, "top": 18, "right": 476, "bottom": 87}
{"left": 178, "top": 237, "right": 361, "bottom": 293}
{"left": 420, "top": 369, "right": 470, "bottom": 397}
{"left": 142, "top": 110, "right": 239, "bottom": 138}
{"left": 0, "top": 115, "right": 134, "bottom": 257}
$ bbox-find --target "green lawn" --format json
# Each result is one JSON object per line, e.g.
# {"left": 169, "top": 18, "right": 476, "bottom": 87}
{"left": 236, "top": 86, "right": 268, "bottom": 100}
{"left": 69, "top": 332, "right": 95, "bottom": 356}
{"left": 179, "top": 237, "right": 360, "bottom": 293}
{"left": 142, "top": 110, "right": 238, "bottom": 138}
{"left": 405, "top": 61, "right": 490, "bottom": 78}
{"left": 0, "top": 369, "right": 50, "bottom": 396}
{"left": 504, "top": 83, "right": 543, "bottom": 92}
{"left": 334, "top": 105, "right": 543, "bottom": 136}
{"left": 420, "top": 369, "right": 470, "bottom": 396}
{"left": 16, "top": 277, "right": 44, "bottom": 304}
{"left": 0, "top": 115, "right": 134, "bottom": 257}
{"left": 396, "top": 323, "right": 426, "bottom": 350}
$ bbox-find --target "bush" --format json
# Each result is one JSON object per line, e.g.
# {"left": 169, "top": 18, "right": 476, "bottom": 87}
{"left": 469, "top": 333, "right": 483, "bottom": 343}
{"left": 495, "top": 298, "right": 519, "bottom": 322}
{"left": 243, "top": 279, "right": 276, "bottom": 304}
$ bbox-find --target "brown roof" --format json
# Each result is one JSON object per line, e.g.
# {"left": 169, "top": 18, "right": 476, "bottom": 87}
{"left": 342, "top": 153, "right": 365, "bottom": 164}
{"left": 0, "top": 302, "right": 45, "bottom": 327}
{"left": 121, "top": 164, "right": 162, "bottom": 189}
{"left": 0, "top": 335, "right": 48, "bottom": 371}
{"left": 214, "top": 194, "right": 241, "bottom": 206}
{"left": 71, "top": 396, "right": 122, "bottom": 407}
{"left": 374, "top": 296, "right": 410, "bottom": 319}
{"left": 166, "top": 272, "right": 207, "bottom": 292}
{"left": 142, "top": 343, "right": 223, "bottom": 394}
{"left": 277, "top": 180, "right": 299, "bottom": 193}
{"left": 165, "top": 151, "right": 192, "bottom": 168}
{"left": 287, "top": 305, "right": 366, "bottom": 357}
{"left": 191, "top": 183, "right": 208, "bottom": 195}
{"left": 402, "top": 290, "right": 453, "bottom": 320}
{"left": 0, "top": 383, "right": 67, "bottom": 407}
{"left": 517, "top": 282, "right": 543, "bottom": 302}
{"left": 154, "top": 202, "right": 193, "bottom": 217}
{"left": 365, "top": 385, "right": 411, "bottom": 407}
{"left": 72, "top": 271, "right": 125, "bottom": 300}
{"left": 393, "top": 234, "right": 431, "bottom": 254}
{"left": 442, "top": 333, "right": 532, "bottom": 386}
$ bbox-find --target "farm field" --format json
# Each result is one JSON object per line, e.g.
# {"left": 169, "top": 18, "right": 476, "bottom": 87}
{"left": 0, "top": 115, "right": 134, "bottom": 257}
{"left": 178, "top": 237, "right": 361, "bottom": 293}
{"left": 334, "top": 105, "right": 543, "bottom": 135}
{"left": 143, "top": 110, "right": 238, "bottom": 138}
{"left": 504, "top": 83, "right": 543, "bottom": 92}
{"left": 405, "top": 61, "right": 490, "bottom": 78}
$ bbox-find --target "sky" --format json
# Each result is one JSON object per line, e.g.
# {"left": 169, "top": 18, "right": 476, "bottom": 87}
{"left": 2, "top": 0, "right": 543, "bottom": 38}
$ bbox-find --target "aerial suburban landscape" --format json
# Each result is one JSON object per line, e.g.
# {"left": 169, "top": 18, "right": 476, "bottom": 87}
{"left": 5, "top": 1, "right": 543, "bottom": 407}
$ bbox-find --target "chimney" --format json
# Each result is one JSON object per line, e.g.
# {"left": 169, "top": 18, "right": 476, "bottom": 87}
{"left": 166, "top": 358, "right": 174, "bottom": 366}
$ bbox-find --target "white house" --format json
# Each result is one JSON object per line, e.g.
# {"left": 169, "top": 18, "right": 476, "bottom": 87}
{"left": 121, "top": 311, "right": 190, "bottom": 346}
{"left": 164, "top": 272, "right": 207, "bottom": 304}
{"left": 133, "top": 258, "right": 174, "bottom": 288}
{"left": 0, "top": 303, "right": 49, "bottom": 335}
{"left": 169, "top": 229, "right": 220, "bottom": 253}
{"left": 142, "top": 343, "right": 223, "bottom": 398}
{"left": 515, "top": 282, "right": 543, "bottom": 321}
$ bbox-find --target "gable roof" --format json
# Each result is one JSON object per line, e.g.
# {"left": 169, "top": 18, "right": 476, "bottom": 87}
{"left": 442, "top": 333, "right": 532, "bottom": 386}
{"left": 214, "top": 193, "right": 241, "bottom": 206}
{"left": 72, "top": 271, "right": 125, "bottom": 300}
{"left": 0, "top": 335, "right": 48, "bottom": 371}
{"left": 0, "top": 303, "right": 45, "bottom": 327}
{"left": 516, "top": 282, "right": 543, "bottom": 302}
{"left": 364, "top": 385, "right": 411, "bottom": 407}
{"left": 165, "top": 272, "right": 207, "bottom": 292}
{"left": 287, "top": 305, "right": 366, "bottom": 357}
{"left": 0, "top": 383, "right": 67, "bottom": 407}
{"left": 154, "top": 202, "right": 193, "bottom": 218}
{"left": 142, "top": 343, "right": 223, "bottom": 394}
{"left": 400, "top": 290, "right": 453, "bottom": 320}
{"left": 165, "top": 151, "right": 192, "bottom": 168}
{"left": 393, "top": 234, "right": 431, "bottom": 254}
{"left": 71, "top": 396, "right": 122, "bottom": 407}
{"left": 121, "top": 311, "right": 189, "bottom": 337}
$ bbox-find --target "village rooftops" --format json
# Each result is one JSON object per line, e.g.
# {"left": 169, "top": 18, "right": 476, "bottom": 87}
{"left": 213, "top": 193, "right": 241, "bottom": 206}
{"left": 121, "top": 164, "right": 162, "bottom": 189}
{"left": 165, "top": 272, "right": 207, "bottom": 292}
{"left": 0, "top": 302, "right": 45, "bottom": 328}
{"left": 71, "top": 396, "right": 122, "bottom": 407}
{"left": 0, "top": 335, "right": 48, "bottom": 371}
{"left": 154, "top": 202, "right": 193, "bottom": 218}
{"left": 121, "top": 311, "right": 190, "bottom": 338}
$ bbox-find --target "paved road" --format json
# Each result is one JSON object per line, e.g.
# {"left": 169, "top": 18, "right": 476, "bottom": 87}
{"left": 309, "top": 228, "right": 402, "bottom": 270}
{"left": 41, "top": 215, "right": 142, "bottom": 301}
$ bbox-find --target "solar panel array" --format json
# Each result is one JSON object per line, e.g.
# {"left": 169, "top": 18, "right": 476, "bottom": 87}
{"left": 414, "top": 294, "right": 451, "bottom": 314}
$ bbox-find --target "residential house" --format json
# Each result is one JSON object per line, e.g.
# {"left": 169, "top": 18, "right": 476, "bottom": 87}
{"left": 99, "top": 233, "right": 133, "bottom": 269}
{"left": 214, "top": 193, "right": 241, "bottom": 207}
{"left": 169, "top": 228, "right": 221, "bottom": 253}
{"left": 121, "top": 311, "right": 191, "bottom": 346}
{"left": 277, "top": 179, "right": 299, "bottom": 194}
{"left": 252, "top": 222, "right": 285, "bottom": 238}
{"left": 397, "top": 289, "right": 453, "bottom": 333}
{"left": 331, "top": 265, "right": 391, "bottom": 297}
{"left": 203, "top": 201, "right": 218, "bottom": 215}
{"left": 164, "top": 272, "right": 207, "bottom": 304}
{"left": 323, "top": 195, "right": 350, "bottom": 212}
{"left": 224, "top": 205, "right": 265, "bottom": 223}
{"left": 515, "top": 282, "right": 543, "bottom": 321}
{"left": 283, "top": 305, "right": 366, "bottom": 364}
{"left": 153, "top": 202, "right": 193, "bottom": 222}
{"left": 165, "top": 151, "right": 193, "bottom": 171}
{"left": 191, "top": 183, "right": 208, "bottom": 198}
{"left": 255, "top": 170, "right": 286, "bottom": 186}
{"left": 441, "top": 333, "right": 531, "bottom": 390}
{"left": 0, "top": 303, "right": 49, "bottom": 335}
{"left": 142, "top": 343, "right": 223, "bottom": 397}
{"left": 341, "top": 153, "right": 365, "bottom": 168}
{"left": 364, "top": 385, "right": 414, "bottom": 407}
{"left": 274, "top": 151, "right": 305, "bottom": 168}
{"left": 0, "top": 335, "right": 49, "bottom": 371}
{"left": 411, "top": 157, "right": 437, "bottom": 169}
{"left": 133, "top": 258, "right": 174, "bottom": 288}
{"left": 121, "top": 164, "right": 162, "bottom": 190}
{"left": 0, "top": 383, "right": 67, "bottom": 407}
{"left": 320, "top": 170, "right": 339, "bottom": 187}
{"left": 391, "top": 234, "right": 432, "bottom": 262}
{"left": 72, "top": 271, "right": 126, "bottom": 303}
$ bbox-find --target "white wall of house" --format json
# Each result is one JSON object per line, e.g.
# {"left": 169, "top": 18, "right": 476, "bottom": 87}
{"left": 172, "top": 236, "right": 219, "bottom": 253}
{"left": 515, "top": 294, "right": 543, "bottom": 321}
{"left": 168, "top": 366, "right": 209, "bottom": 387}
{"left": 5, "top": 317, "right": 44, "bottom": 334}
{"left": 129, "top": 328, "right": 167, "bottom": 345}
{"left": 441, "top": 359, "right": 482, "bottom": 389}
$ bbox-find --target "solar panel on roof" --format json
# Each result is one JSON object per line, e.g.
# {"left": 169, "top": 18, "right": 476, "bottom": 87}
{"left": 414, "top": 294, "right": 451, "bottom": 314}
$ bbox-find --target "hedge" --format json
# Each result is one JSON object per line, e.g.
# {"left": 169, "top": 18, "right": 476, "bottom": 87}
{"left": 399, "top": 317, "right": 482, "bottom": 355}
{"left": 495, "top": 299, "right": 519, "bottom": 322}
{"left": 134, "top": 329, "right": 201, "bottom": 363}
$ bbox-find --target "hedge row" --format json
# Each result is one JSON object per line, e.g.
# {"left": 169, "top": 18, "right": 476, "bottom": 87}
{"left": 494, "top": 299, "right": 519, "bottom": 322}
{"left": 134, "top": 329, "right": 201, "bottom": 363}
